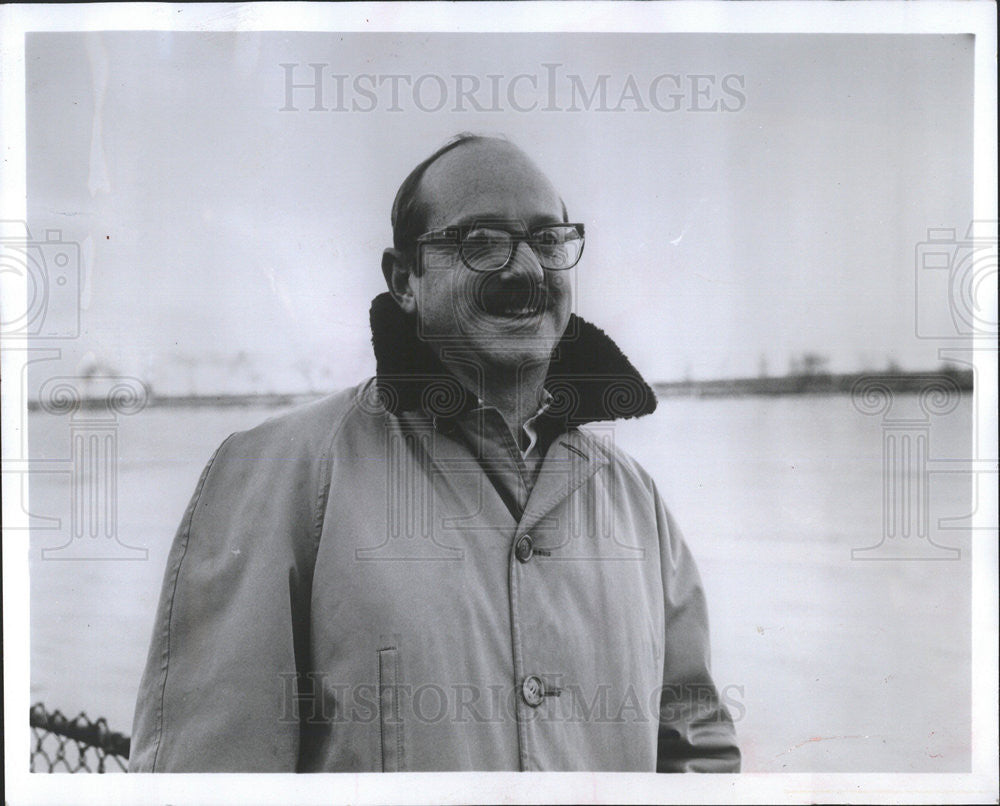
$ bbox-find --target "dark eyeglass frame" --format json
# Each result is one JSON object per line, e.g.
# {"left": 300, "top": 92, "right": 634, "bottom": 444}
{"left": 414, "top": 221, "right": 586, "bottom": 272}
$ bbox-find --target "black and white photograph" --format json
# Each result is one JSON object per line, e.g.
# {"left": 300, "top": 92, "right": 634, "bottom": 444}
{"left": 2, "top": 3, "right": 997, "bottom": 804}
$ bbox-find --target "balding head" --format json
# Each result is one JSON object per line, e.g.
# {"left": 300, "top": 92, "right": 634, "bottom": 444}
{"left": 390, "top": 134, "right": 567, "bottom": 259}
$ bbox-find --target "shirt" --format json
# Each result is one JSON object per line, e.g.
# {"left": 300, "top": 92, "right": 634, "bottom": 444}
{"left": 448, "top": 388, "right": 557, "bottom": 520}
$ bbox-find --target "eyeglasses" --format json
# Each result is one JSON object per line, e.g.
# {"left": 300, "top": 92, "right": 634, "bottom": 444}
{"left": 415, "top": 221, "right": 585, "bottom": 272}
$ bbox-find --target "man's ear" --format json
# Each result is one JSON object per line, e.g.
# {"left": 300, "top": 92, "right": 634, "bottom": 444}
{"left": 382, "top": 248, "right": 418, "bottom": 315}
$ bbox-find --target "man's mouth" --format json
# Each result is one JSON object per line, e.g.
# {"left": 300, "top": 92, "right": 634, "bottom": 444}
{"left": 494, "top": 302, "right": 544, "bottom": 317}
{"left": 475, "top": 282, "right": 546, "bottom": 318}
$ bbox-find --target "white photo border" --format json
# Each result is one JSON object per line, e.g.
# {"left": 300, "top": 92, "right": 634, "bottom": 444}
{"left": 2, "top": 3, "right": 996, "bottom": 804}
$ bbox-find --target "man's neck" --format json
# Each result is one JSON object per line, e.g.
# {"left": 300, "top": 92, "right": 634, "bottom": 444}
{"left": 440, "top": 355, "right": 549, "bottom": 436}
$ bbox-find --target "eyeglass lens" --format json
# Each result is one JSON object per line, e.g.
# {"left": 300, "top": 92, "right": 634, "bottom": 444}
{"left": 459, "top": 226, "right": 583, "bottom": 272}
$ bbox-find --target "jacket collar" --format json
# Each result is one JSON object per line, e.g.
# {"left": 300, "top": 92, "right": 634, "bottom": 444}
{"left": 369, "top": 292, "right": 657, "bottom": 427}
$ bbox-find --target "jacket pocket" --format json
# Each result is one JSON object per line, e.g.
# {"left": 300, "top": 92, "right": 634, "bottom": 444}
{"left": 378, "top": 646, "right": 405, "bottom": 772}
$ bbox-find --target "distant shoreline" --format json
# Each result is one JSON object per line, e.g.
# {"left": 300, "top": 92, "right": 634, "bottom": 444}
{"left": 653, "top": 368, "right": 973, "bottom": 399}
{"left": 25, "top": 369, "right": 974, "bottom": 411}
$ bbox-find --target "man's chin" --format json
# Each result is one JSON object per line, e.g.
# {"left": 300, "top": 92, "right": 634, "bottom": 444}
{"left": 471, "top": 334, "right": 559, "bottom": 370}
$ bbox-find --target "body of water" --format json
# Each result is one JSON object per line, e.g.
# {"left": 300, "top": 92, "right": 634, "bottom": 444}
{"left": 27, "top": 392, "right": 973, "bottom": 772}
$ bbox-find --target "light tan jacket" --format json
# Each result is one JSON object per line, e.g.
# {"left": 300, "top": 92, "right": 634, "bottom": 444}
{"left": 129, "top": 295, "right": 740, "bottom": 772}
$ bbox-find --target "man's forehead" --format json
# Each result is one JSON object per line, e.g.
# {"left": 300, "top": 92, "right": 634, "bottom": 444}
{"left": 418, "top": 140, "right": 563, "bottom": 227}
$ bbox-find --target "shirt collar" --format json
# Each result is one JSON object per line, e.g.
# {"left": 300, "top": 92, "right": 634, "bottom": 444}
{"left": 469, "top": 388, "right": 555, "bottom": 459}
{"left": 520, "top": 388, "right": 555, "bottom": 459}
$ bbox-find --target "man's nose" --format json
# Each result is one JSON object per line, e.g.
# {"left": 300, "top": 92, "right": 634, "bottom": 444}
{"left": 501, "top": 240, "right": 545, "bottom": 282}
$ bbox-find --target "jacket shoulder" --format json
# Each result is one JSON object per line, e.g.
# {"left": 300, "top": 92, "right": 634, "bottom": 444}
{"left": 185, "top": 382, "right": 377, "bottom": 554}
{"left": 574, "top": 424, "right": 658, "bottom": 497}
{"left": 222, "top": 381, "right": 373, "bottom": 455}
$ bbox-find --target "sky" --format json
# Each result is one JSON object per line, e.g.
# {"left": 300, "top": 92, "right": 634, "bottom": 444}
{"left": 24, "top": 32, "right": 974, "bottom": 396}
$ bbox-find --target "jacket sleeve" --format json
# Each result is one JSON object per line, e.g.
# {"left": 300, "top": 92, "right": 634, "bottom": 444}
{"left": 653, "top": 490, "right": 741, "bottom": 773}
{"left": 128, "top": 428, "right": 322, "bottom": 772}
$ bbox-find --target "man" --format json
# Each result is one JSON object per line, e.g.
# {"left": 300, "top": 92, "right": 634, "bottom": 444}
{"left": 129, "top": 133, "right": 740, "bottom": 772}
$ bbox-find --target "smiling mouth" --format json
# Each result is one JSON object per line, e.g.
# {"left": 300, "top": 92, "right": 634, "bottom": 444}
{"left": 493, "top": 302, "right": 544, "bottom": 318}
{"left": 475, "top": 281, "right": 546, "bottom": 318}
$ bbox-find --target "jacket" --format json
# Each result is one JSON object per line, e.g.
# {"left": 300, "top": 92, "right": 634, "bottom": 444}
{"left": 129, "top": 293, "right": 740, "bottom": 772}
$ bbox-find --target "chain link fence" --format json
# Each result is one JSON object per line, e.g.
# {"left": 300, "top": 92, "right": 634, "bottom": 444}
{"left": 30, "top": 703, "right": 130, "bottom": 773}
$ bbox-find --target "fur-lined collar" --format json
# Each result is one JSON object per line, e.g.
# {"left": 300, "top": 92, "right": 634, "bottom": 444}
{"left": 369, "top": 292, "right": 656, "bottom": 426}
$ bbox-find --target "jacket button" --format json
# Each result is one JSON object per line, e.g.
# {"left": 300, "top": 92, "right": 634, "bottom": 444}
{"left": 522, "top": 674, "right": 545, "bottom": 707}
{"left": 514, "top": 535, "right": 534, "bottom": 563}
